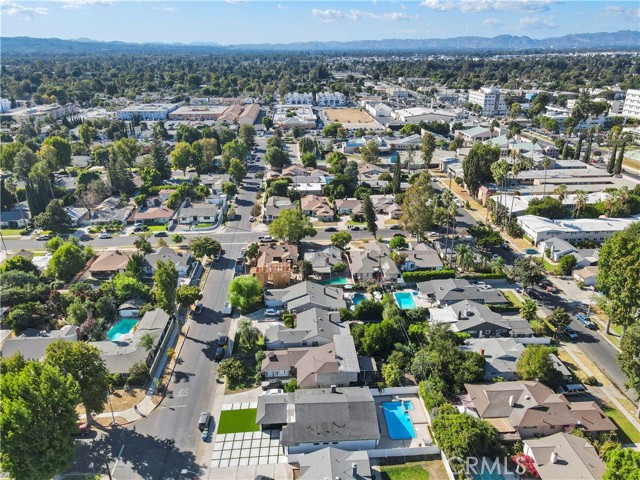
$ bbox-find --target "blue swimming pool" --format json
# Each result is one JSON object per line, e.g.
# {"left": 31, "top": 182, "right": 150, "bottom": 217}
{"left": 107, "top": 318, "right": 138, "bottom": 341}
{"left": 394, "top": 292, "right": 417, "bottom": 310}
{"left": 382, "top": 401, "right": 416, "bottom": 440}
{"left": 319, "top": 276, "right": 349, "bottom": 285}
{"left": 352, "top": 293, "right": 367, "bottom": 305}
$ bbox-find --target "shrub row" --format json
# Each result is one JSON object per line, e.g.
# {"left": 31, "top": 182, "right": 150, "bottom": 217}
{"left": 460, "top": 272, "right": 508, "bottom": 280}
{"left": 401, "top": 269, "right": 456, "bottom": 283}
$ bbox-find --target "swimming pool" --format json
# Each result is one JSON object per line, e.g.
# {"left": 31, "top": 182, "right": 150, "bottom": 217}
{"left": 394, "top": 292, "right": 417, "bottom": 310}
{"left": 319, "top": 276, "right": 349, "bottom": 285}
{"left": 382, "top": 401, "right": 416, "bottom": 440}
{"left": 352, "top": 293, "right": 367, "bottom": 305}
{"left": 107, "top": 318, "right": 138, "bottom": 341}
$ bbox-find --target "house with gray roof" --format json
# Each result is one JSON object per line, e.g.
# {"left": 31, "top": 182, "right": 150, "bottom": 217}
{"left": 144, "top": 246, "right": 194, "bottom": 277}
{"left": 299, "top": 448, "right": 372, "bottom": 480}
{"left": 348, "top": 242, "right": 400, "bottom": 284}
{"left": 256, "top": 386, "right": 380, "bottom": 454}
{"left": 523, "top": 433, "right": 606, "bottom": 480}
{"left": 539, "top": 237, "right": 577, "bottom": 263}
{"left": 304, "top": 246, "right": 345, "bottom": 276}
{"left": 418, "top": 278, "right": 508, "bottom": 306}
{"left": 265, "top": 308, "right": 346, "bottom": 349}
{"left": 0, "top": 202, "right": 30, "bottom": 228}
{"left": 177, "top": 202, "right": 219, "bottom": 225}
{"left": 264, "top": 281, "right": 346, "bottom": 313}
{"left": 0, "top": 325, "right": 77, "bottom": 361}
{"left": 263, "top": 196, "right": 292, "bottom": 223}
{"left": 401, "top": 243, "right": 443, "bottom": 272}
{"left": 89, "top": 196, "right": 133, "bottom": 225}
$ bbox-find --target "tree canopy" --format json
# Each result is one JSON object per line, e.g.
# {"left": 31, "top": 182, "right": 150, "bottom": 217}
{"left": 268, "top": 208, "right": 316, "bottom": 243}
{"left": 228, "top": 275, "right": 262, "bottom": 313}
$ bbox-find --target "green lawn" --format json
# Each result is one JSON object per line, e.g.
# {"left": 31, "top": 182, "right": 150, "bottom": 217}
{"left": 0, "top": 229, "right": 24, "bottom": 236}
{"left": 380, "top": 464, "right": 430, "bottom": 480}
{"left": 147, "top": 225, "right": 168, "bottom": 232}
{"left": 603, "top": 405, "right": 640, "bottom": 444}
{"left": 501, "top": 289, "right": 523, "bottom": 308}
{"left": 195, "top": 223, "right": 215, "bottom": 228}
{"left": 217, "top": 408, "right": 260, "bottom": 434}
{"left": 543, "top": 258, "right": 560, "bottom": 274}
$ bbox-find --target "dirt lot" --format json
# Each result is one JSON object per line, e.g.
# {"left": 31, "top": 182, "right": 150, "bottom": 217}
{"left": 325, "top": 108, "right": 375, "bottom": 124}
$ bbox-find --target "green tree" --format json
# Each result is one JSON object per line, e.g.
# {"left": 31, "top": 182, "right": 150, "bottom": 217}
{"left": 519, "top": 299, "right": 538, "bottom": 322}
{"left": 322, "top": 122, "right": 342, "bottom": 137}
{"left": 455, "top": 244, "right": 476, "bottom": 271}
{"left": 112, "top": 273, "right": 150, "bottom": 302}
{"left": 597, "top": 223, "right": 640, "bottom": 333}
{"left": 526, "top": 196, "right": 568, "bottom": 219}
{"left": 238, "top": 124, "right": 256, "bottom": 149}
{"left": 603, "top": 447, "right": 640, "bottom": 480}
{"left": 360, "top": 140, "right": 380, "bottom": 164}
{"left": 511, "top": 256, "right": 544, "bottom": 290}
{"left": 42, "top": 136, "right": 72, "bottom": 169}
{"left": 228, "top": 275, "right": 263, "bottom": 313}
{"left": 0, "top": 142, "right": 25, "bottom": 171}
{"left": 284, "top": 378, "right": 299, "bottom": 393}
{"left": 559, "top": 254, "right": 577, "bottom": 275}
{"left": 112, "top": 137, "right": 139, "bottom": 168}
{"left": 262, "top": 116, "right": 274, "bottom": 130}
{"left": 237, "top": 318, "right": 261, "bottom": 347}
{"left": 618, "top": 324, "right": 640, "bottom": 418}
{"left": 228, "top": 157, "right": 246, "bottom": 185}
{"left": 613, "top": 140, "right": 626, "bottom": 175}
{"left": 138, "top": 332, "right": 154, "bottom": 352}
{"left": 1, "top": 255, "right": 38, "bottom": 274}
{"left": 301, "top": 152, "right": 317, "bottom": 168}
{"left": 264, "top": 146, "right": 288, "bottom": 169}
{"left": 176, "top": 285, "right": 203, "bottom": 309}
{"left": 46, "top": 241, "right": 86, "bottom": 282}
{"left": 34, "top": 199, "right": 71, "bottom": 231}
{"left": 420, "top": 132, "right": 437, "bottom": 163}
{"left": 297, "top": 259, "right": 314, "bottom": 280}
{"left": 218, "top": 357, "right": 244, "bottom": 384}
{"left": 516, "top": 345, "right": 559, "bottom": 385}
{"left": 362, "top": 195, "right": 377, "bottom": 237}
{"left": 133, "top": 233, "right": 153, "bottom": 254}
{"left": 400, "top": 172, "right": 436, "bottom": 240}
{"left": 607, "top": 143, "right": 618, "bottom": 174}
{"left": 66, "top": 297, "right": 88, "bottom": 326}
{"left": 12, "top": 146, "right": 38, "bottom": 180}
{"left": 189, "top": 236, "right": 221, "bottom": 258}
{"left": 222, "top": 181, "right": 238, "bottom": 196}
{"left": 125, "top": 252, "right": 144, "bottom": 280}
{"left": 548, "top": 307, "right": 572, "bottom": 333}
{"left": 171, "top": 141, "right": 193, "bottom": 175}
{"left": 246, "top": 242, "right": 260, "bottom": 260}
{"left": 44, "top": 340, "right": 110, "bottom": 423}
{"left": 298, "top": 136, "right": 315, "bottom": 154}
{"left": 462, "top": 143, "right": 501, "bottom": 198}
{"left": 0, "top": 358, "right": 80, "bottom": 480}
{"left": 128, "top": 360, "right": 150, "bottom": 384}
{"left": 467, "top": 225, "right": 503, "bottom": 250}
{"left": 389, "top": 235, "right": 408, "bottom": 250}
{"left": 153, "top": 260, "right": 178, "bottom": 314}
{"left": 78, "top": 122, "right": 96, "bottom": 150}
{"left": 268, "top": 208, "right": 316, "bottom": 243}
{"left": 382, "top": 362, "right": 403, "bottom": 387}
{"left": 331, "top": 231, "right": 352, "bottom": 250}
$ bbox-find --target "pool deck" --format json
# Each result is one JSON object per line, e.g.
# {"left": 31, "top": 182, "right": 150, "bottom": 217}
{"left": 374, "top": 394, "right": 432, "bottom": 449}
{"left": 394, "top": 290, "right": 435, "bottom": 309}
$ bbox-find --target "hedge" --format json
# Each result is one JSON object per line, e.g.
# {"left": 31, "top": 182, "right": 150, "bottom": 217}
{"left": 402, "top": 269, "right": 456, "bottom": 283}
{"left": 488, "top": 304, "right": 520, "bottom": 313}
{"left": 460, "top": 272, "right": 508, "bottom": 280}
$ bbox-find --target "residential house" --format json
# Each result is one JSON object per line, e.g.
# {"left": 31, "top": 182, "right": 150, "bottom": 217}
{"left": 461, "top": 381, "right": 616, "bottom": 439}
{"left": 462, "top": 338, "right": 569, "bottom": 382}
{"left": 300, "top": 195, "right": 334, "bottom": 221}
{"left": 89, "top": 196, "right": 133, "bottom": 225}
{"left": 401, "top": 243, "right": 443, "bottom": 272}
{"left": 91, "top": 308, "right": 177, "bottom": 378}
{"left": 144, "top": 246, "right": 194, "bottom": 278}
{"left": 65, "top": 207, "right": 90, "bottom": 226}
{"left": 0, "top": 325, "right": 77, "bottom": 361}
{"left": 117, "top": 299, "right": 147, "bottom": 318}
{"left": 417, "top": 279, "right": 508, "bottom": 306}
{"left": 357, "top": 163, "right": 387, "bottom": 181}
{"left": 263, "top": 196, "right": 293, "bottom": 223}
{"left": 7, "top": 249, "right": 34, "bottom": 262}
{"left": 88, "top": 250, "right": 132, "bottom": 278}
{"left": 298, "top": 448, "right": 372, "bottom": 480}
{"left": 539, "top": 237, "right": 577, "bottom": 262}
{"left": 0, "top": 202, "right": 30, "bottom": 228}
{"left": 573, "top": 266, "right": 599, "bottom": 287}
{"left": 523, "top": 433, "right": 606, "bottom": 480}
{"left": 256, "top": 386, "right": 380, "bottom": 454}
{"left": 304, "top": 246, "right": 345, "bottom": 277}
{"left": 341, "top": 136, "right": 389, "bottom": 155}
{"left": 294, "top": 176, "right": 329, "bottom": 196}
{"left": 348, "top": 242, "right": 400, "bottom": 284}
{"left": 265, "top": 309, "right": 346, "bottom": 349}
{"left": 264, "top": 281, "right": 346, "bottom": 313}
{"left": 261, "top": 335, "right": 361, "bottom": 389}
{"left": 251, "top": 243, "right": 299, "bottom": 288}
{"left": 370, "top": 195, "right": 402, "bottom": 219}
{"left": 130, "top": 205, "right": 174, "bottom": 225}
{"left": 430, "top": 300, "right": 534, "bottom": 339}
{"left": 177, "top": 202, "right": 219, "bottom": 225}
{"left": 334, "top": 198, "right": 363, "bottom": 216}
{"left": 282, "top": 165, "right": 307, "bottom": 177}
{"left": 199, "top": 174, "right": 231, "bottom": 194}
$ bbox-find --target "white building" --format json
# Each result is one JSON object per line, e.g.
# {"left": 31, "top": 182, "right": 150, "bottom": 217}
{"left": 317, "top": 92, "right": 346, "bottom": 106}
{"left": 386, "top": 87, "right": 409, "bottom": 98}
{"left": 468, "top": 86, "right": 507, "bottom": 116}
{"left": 273, "top": 105, "right": 317, "bottom": 129}
{"left": 0, "top": 98, "right": 11, "bottom": 113}
{"left": 4, "top": 103, "right": 78, "bottom": 121}
{"left": 622, "top": 89, "right": 640, "bottom": 120}
{"left": 517, "top": 214, "right": 640, "bottom": 245}
{"left": 284, "top": 92, "right": 313, "bottom": 105}
{"left": 364, "top": 102, "right": 393, "bottom": 117}
{"left": 117, "top": 104, "right": 179, "bottom": 121}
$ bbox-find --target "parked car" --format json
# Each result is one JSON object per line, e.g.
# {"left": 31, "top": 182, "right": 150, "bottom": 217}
{"left": 258, "top": 235, "right": 274, "bottom": 243}
{"left": 98, "top": 233, "right": 112, "bottom": 239}
{"left": 261, "top": 379, "right": 283, "bottom": 390}
{"left": 249, "top": 216, "right": 255, "bottom": 222}
{"left": 577, "top": 313, "right": 596, "bottom": 329}
{"left": 564, "top": 326, "right": 579, "bottom": 341}
{"left": 215, "top": 346, "right": 225, "bottom": 362}
{"left": 198, "top": 412, "right": 210, "bottom": 431}
{"left": 222, "top": 302, "right": 233, "bottom": 316}
{"left": 133, "top": 226, "right": 144, "bottom": 232}
{"left": 264, "top": 309, "right": 282, "bottom": 317}
{"left": 72, "top": 423, "right": 92, "bottom": 437}
{"left": 545, "top": 285, "right": 557, "bottom": 293}
{"left": 154, "top": 231, "right": 168, "bottom": 237}
{"left": 79, "top": 234, "right": 92, "bottom": 241}
{"left": 324, "top": 227, "right": 337, "bottom": 232}
{"left": 557, "top": 384, "right": 587, "bottom": 396}
{"left": 350, "top": 226, "right": 362, "bottom": 231}
{"left": 501, "top": 243, "right": 511, "bottom": 250}
{"left": 389, "top": 225, "right": 401, "bottom": 230}
{"left": 264, "top": 388, "right": 284, "bottom": 396}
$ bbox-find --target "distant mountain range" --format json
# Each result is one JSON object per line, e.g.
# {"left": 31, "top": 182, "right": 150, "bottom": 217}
{"left": 2, "top": 30, "right": 638, "bottom": 55}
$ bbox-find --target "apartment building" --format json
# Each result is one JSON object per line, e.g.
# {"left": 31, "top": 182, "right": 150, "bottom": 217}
{"left": 622, "top": 89, "right": 640, "bottom": 120}
{"left": 284, "top": 92, "right": 313, "bottom": 105}
{"left": 317, "top": 92, "right": 346, "bottom": 106}
{"left": 468, "top": 86, "right": 507, "bottom": 116}
{"left": 117, "top": 103, "right": 179, "bottom": 121}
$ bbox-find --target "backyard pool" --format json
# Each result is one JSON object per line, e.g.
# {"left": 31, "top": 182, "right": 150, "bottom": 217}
{"left": 352, "top": 293, "right": 367, "bottom": 305}
{"left": 319, "top": 276, "right": 349, "bottom": 286}
{"left": 382, "top": 401, "right": 416, "bottom": 440}
{"left": 394, "top": 291, "right": 417, "bottom": 310}
{"left": 107, "top": 318, "right": 138, "bottom": 341}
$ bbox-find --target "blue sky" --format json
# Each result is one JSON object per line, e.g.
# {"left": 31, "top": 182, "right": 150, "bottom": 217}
{"left": 1, "top": 1, "right": 638, "bottom": 44}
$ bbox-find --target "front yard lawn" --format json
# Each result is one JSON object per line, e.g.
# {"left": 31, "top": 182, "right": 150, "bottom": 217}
{"left": 603, "top": 405, "right": 640, "bottom": 444}
{"left": 217, "top": 408, "right": 260, "bottom": 434}
{"left": 501, "top": 289, "right": 523, "bottom": 308}
{"left": 0, "top": 229, "right": 24, "bottom": 236}
{"left": 147, "top": 225, "right": 168, "bottom": 232}
{"left": 543, "top": 258, "right": 560, "bottom": 274}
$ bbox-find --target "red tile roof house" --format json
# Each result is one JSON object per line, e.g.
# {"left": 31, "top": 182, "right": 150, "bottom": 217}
{"left": 130, "top": 206, "right": 175, "bottom": 225}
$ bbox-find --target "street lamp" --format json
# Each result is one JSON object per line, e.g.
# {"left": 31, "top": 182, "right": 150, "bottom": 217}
{"left": 180, "top": 469, "right": 200, "bottom": 479}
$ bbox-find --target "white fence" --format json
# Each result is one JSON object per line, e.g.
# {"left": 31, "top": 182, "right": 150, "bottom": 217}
{"left": 368, "top": 446, "right": 440, "bottom": 459}
{"left": 515, "top": 336, "right": 552, "bottom": 345}
{"left": 370, "top": 386, "right": 419, "bottom": 396}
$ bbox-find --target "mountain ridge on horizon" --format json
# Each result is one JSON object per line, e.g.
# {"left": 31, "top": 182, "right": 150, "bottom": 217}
{"left": 2, "top": 30, "right": 638, "bottom": 54}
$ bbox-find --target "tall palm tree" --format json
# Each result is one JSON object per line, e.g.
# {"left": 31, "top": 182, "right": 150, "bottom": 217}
{"left": 455, "top": 244, "right": 475, "bottom": 272}
{"left": 238, "top": 318, "right": 260, "bottom": 347}
{"left": 553, "top": 184, "right": 568, "bottom": 202}
{"left": 541, "top": 156, "right": 551, "bottom": 198}
{"left": 573, "top": 190, "right": 588, "bottom": 218}
{"left": 490, "top": 159, "right": 509, "bottom": 228}
{"left": 604, "top": 192, "right": 617, "bottom": 217}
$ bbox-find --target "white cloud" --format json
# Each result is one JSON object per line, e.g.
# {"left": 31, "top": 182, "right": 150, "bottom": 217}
{"left": 225, "top": 0, "right": 247, "bottom": 4}
{"left": 602, "top": 4, "right": 640, "bottom": 19}
{"left": 277, "top": 3, "right": 287, "bottom": 9}
{"left": 58, "top": 0, "right": 112, "bottom": 9}
{"left": 0, "top": 0, "right": 49, "bottom": 18}
{"left": 519, "top": 14, "right": 557, "bottom": 28}
{"left": 311, "top": 8, "right": 417, "bottom": 22}
{"left": 483, "top": 17, "right": 503, "bottom": 26}
{"left": 420, "top": 0, "right": 556, "bottom": 14}
{"left": 152, "top": 5, "right": 174, "bottom": 12}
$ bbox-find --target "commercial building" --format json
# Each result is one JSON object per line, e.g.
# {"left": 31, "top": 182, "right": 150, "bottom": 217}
{"left": 238, "top": 103, "right": 261, "bottom": 125}
{"left": 4, "top": 103, "right": 78, "bottom": 121}
{"left": 468, "top": 86, "right": 507, "bottom": 116}
{"left": 317, "top": 92, "right": 346, "bottom": 106}
{"left": 622, "top": 89, "right": 640, "bottom": 119}
{"left": 392, "top": 107, "right": 458, "bottom": 123}
{"left": 364, "top": 102, "right": 393, "bottom": 117}
{"left": 117, "top": 103, "right": 179, "bottom": 121}
{"left": 168, "top": 105, "right": 227, "bottom": 121}
{"left": 273, "top": 105, "right": 317, "bottom": 129}
{"left": 284, "top": 92, "right": 313, "bottom": 105}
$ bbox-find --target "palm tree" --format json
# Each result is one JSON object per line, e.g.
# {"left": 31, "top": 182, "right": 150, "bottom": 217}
{"left": 490, "top": 159, "right": 509, "bottom": 227}
{"left": 455, "top": 244, "right": 475, "bottom": 272}
{"left": 603, "top": 192, "right": 618, "bottom": 217}
{"left": 490, "top": 257, "right": 505, "bottom": 274}
{"left": 237, "top": 318, "right": 260, "bottom": 347}
{"left": 553, "top": 184, "right": 568, "bottom": 202}
{"left": 573, "top": 190, "right": 588, "bottom": 218}
{"left": 541, "top": 156, "right": 551, "bottom": 198}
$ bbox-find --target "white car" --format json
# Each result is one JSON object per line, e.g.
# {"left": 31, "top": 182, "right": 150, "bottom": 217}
{"left": 264, "top": 388, "right": 284, "bottom": 396}
{"left": 98, "top": 233, "right": 112, "bottom": 239}
{"left": 264, "top": 309, "right": 282, "bottom": 317}
{"left": 223, "top": 302, "right": 233, "bottom": 316}
{"left": 249, "top": 216, "right": 255, "bottom": 222}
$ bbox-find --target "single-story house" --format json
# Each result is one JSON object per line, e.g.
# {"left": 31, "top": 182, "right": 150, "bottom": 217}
{"left": 264, "top": 196, "right": 292, "bottom": 223}
{"left": 0, "top": 202, "right": 30, "bottom": 228}
{"left": 177, "top": 202, "right": 219, "bottom": 225}
{"left": 65, "top": 207, "right": 90, "bottom": 226}
{"left": 117, "top": 299, "right": 147, "bottom": 318}
{"left": 539, "top": 237, "right": 577, "bottom": 263}
{"left": 130, "top": 205, "right": 175, "bottom": 225}
{"left": 303, "top": 246, "right": 344, "bottom": 276}
{"left": 282, "top": 165, "right": 307, "bottom": 177}
{"left": 89, "top": 196, "right": 133, "bottom": 225}
{"left": 417, "top": 279, "right": 508, "bottom": 306}
{"left": 299, "top": 448, "right": 372, "bottom": 480}
{"left": 264, "top": 281, "right": 346, "bottom": 313}
{"left": 401, "top": 243, "right": 443, "bottom": 272}
{"left": 461, "top": 381, "right": 616, "bottom": 439}
{"left": 88, "top": 250, "right": 132, "bottom": 277}
{"left": 256, "top": 386, "right": 380, "bottom": 454}
{"left": 573, "top": 266, "right": 599, "bottom": 287}
{"left": 300, "top": 195, "right": 334, "bottom": 221}
{"left": 334, "top": 198, "right": 363, "bottom": 216}
{"left": 523, "top": 433, "right": 606, "bottom": 480}
{"left": 144, "top": 246, "right": 194, "bottom": 277}
{"left": 370, "top": 194, "right": 402, "bottom": 219}
{"left": 265, "top": 309, "right": 346, "bottom": 349}
{"left": 348, "top": 242, "right": 400, "bottom": 284}
{"left": 0, "top": 325, "right": 77, "bottom": 361}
